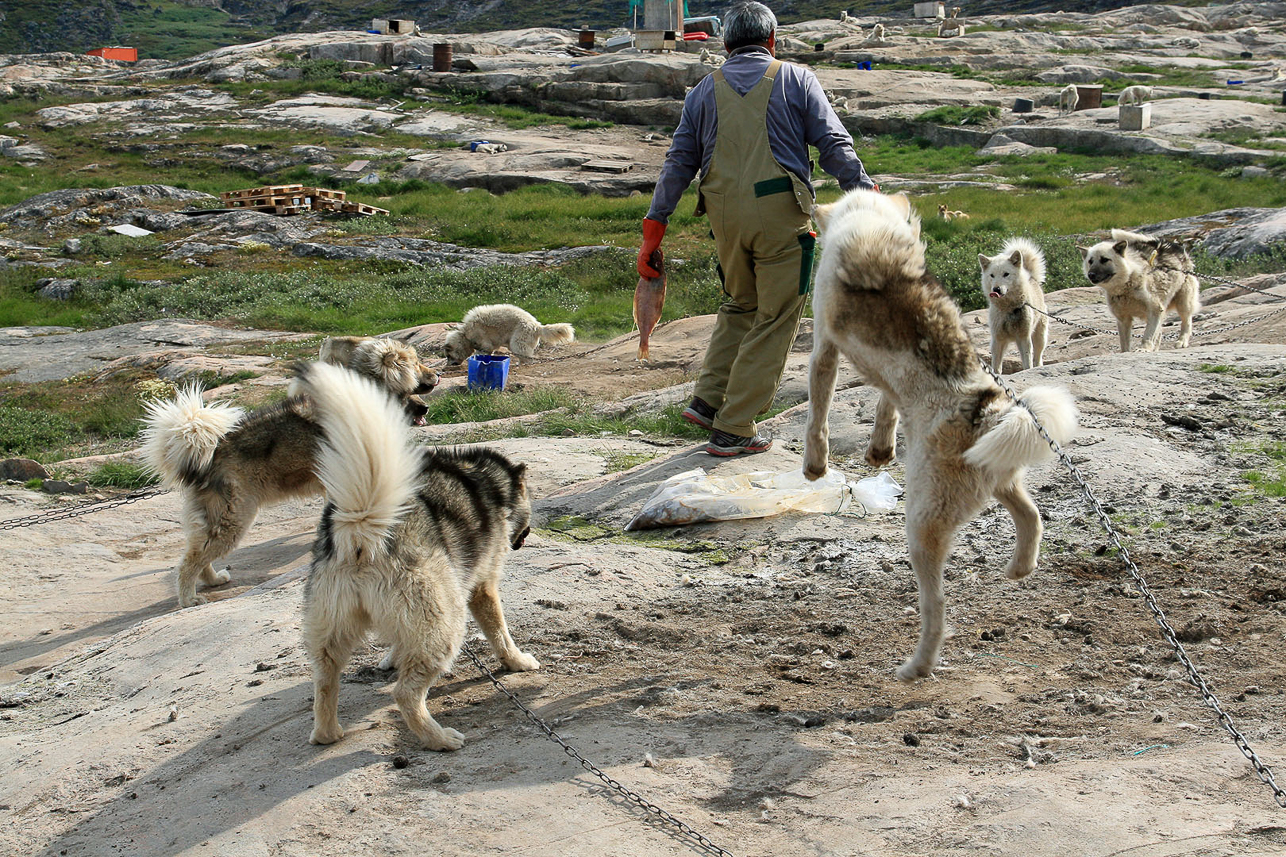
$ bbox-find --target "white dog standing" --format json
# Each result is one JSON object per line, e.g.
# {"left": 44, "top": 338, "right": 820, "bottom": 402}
{"left": 1118, "top": 85, "right": 1152, "bottom": 106}
{"left": 980, "top": 237, "right": 1049, "bottom": 372}
{"left": 1080, "top": 229, "right": 1200, "bottom": 352}
{"left": 804, "top": 188, "right": 1077, "bottom": 682}
{"left": 443, "top": 303, "right": 575, "bottom": 364}
{"left": 1059, "top": 84, "right": 1079, "bottom": 114}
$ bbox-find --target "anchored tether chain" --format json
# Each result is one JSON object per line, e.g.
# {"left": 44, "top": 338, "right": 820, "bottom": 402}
{"left": 0, "top": 487, "right": 170, "bottom": 530}
{"left": 462, "top": 644, "right": 737, "bottom": 856}
{"left": 980, "top": 359, "right": 1286, "bottom": 809}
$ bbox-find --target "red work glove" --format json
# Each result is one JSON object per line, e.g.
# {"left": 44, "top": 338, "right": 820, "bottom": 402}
{"left": 637, "top": 218, "right": 666, "bottom": 278}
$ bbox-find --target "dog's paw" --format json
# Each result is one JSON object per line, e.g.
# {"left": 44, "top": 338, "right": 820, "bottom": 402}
{"left": 896, "top": 658, "right": 934, "bottom": 683}
{"left": 865, "top": 446, "right": 895, "bottom": 468}
{"left": 377, "top": 650, "right": 397, "bottom": 672}
{"left": 504, "top": 651, "right": 541, "bottom": 672}
{"left": 425, "top": 727, "right": 465, "bottom": 752}
{"left": 207, "top": 567, "right": 231, "bottom": 586}
{"left": 802, "top": 463, "right": 828, "bottom": 482}
{"left": 309, "top": 723, "right": 344, "bottom": 745}
{"left": 177, "top": 592, "right": 207, "bottom": 609}
{"left": 1004, "top": 559, "right": 1036, "bottom": 580}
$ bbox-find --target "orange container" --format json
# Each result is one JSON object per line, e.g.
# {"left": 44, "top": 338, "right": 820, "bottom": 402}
{"left": 87, "top": 47, "right": 138, "bottom": 62}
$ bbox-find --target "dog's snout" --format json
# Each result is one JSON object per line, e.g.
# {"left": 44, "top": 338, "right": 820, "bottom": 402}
{"left": 512, "top": 526, "right": 530, "bottom": 550}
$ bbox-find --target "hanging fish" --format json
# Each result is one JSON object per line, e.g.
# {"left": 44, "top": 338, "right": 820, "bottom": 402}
{"left": 633, "top": 248, "right": 667, "bottom": 361}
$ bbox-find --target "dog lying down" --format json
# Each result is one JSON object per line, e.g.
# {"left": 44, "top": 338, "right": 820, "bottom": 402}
{"left": 293, "top": 361, "right": 538, "bottom": 750}
{"left": 805, "top": 188, "right": 1078, "bottom": 681}
{"left": 141, "top": 336, "right": 437, "bottom": 608}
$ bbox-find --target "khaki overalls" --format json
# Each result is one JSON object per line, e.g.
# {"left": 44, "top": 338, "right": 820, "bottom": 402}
{"left": 693, "top": 59, "right": 816, "bottom": 438}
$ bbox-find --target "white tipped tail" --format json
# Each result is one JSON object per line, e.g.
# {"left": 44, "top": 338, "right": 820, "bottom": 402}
{"left": 537, "top": 322, "right": 575, "bottom": 346}
{"left": 298, "top": 362, "right": 422, "bottom": 564}
{"left": 139, "top": 388, "right": 243, "bottom": 487}
{"left": 964, "top": 385, "right": 1078, "bottom": 474}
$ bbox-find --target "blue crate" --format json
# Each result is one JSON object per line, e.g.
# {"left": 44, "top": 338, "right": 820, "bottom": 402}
{"left": 467, "top": 354, "right": 510, "bottom": 392}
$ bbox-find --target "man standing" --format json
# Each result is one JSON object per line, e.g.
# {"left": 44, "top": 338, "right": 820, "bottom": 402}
{"left": 638, "top": 1, "right": 876, "bottom": 456}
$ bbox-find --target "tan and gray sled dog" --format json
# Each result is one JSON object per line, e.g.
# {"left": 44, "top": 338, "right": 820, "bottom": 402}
{"left": 1080, "top": 229, "right": 1200, "bottom": 353}
{"left": 980, "top": 237, "right": 1049, "bottom": 372}
{"left": 804, "top": 188, "right": 1078, "bottom": 681}
{"left": 443, "top": 303, "right": 575, "bottom": 364}
{"left": 295, "top": 361, "right": 537, "bottom": 751}
{"left": 318, "top": 335, "right": 439, "bottom": 424}
{"left": 141, "top": 341, "right": 438, "bottom": 609}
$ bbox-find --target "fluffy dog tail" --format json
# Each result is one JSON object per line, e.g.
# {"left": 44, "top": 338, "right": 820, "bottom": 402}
{"left": 964, "top": 385, "right": 1078, "bottom": 474}
{"left": 296, "top": 361, "right": 422, "bottom": 564}
{"left": 1001, "top": 236, "right": 1046, "bottom": 285}
{"left": 537, "top": 322, "right": 575, "bottom": 346}
{"left": 139, "top": 388, "right": 243, "bottom": 488}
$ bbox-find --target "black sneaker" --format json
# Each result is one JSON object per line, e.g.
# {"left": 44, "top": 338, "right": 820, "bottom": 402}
{"left": 706, "top": 428, "right": 773, "bottom": 457}
{"left": 681, "top": 397, "right": 717, "bottom": 431}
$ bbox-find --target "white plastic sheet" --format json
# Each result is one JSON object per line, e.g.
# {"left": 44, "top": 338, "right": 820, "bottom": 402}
{"left": 625, "top": 468, "right": 902, "bottom": 531}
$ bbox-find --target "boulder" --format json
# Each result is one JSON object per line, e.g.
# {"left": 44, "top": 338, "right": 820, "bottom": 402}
{"left": 0, "top": 458, "right": 49, "bottom": 482}
{"left": 0, "top": 186, "right": 214, "bottom": 227}
{"left": 35, "top": 277, "right": 78, "bottom": 300}
{"left": 1134, "top": 207, "right": 1286, "bottom": 259}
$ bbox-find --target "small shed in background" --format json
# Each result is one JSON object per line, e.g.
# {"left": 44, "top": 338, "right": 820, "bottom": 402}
{"left": 370, "top": 18, "right": 415, "bottom": 35}
{"left": 86, "top": 47, "right": 138, "bottom": 62}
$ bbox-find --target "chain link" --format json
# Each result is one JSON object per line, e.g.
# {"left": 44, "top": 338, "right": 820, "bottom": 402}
{"left": 0, "top": 487, "right": 170, "bottom": 530}
{"left": 979, "top": 359, "right": 1286, "bottom": 808}
{"left": 462, "top": 644, "right": 736, "bottom": 856}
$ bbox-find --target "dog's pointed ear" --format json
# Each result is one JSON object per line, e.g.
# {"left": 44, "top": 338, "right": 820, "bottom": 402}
{"left": 446, "top": 322, "right": 462, "bottom": 331}
{"left": 978, "top": 253, "right": 990, "bottom": 270}
{"left": 887, "top": 192, "right": 912, "bottom": 221}
{"left": 1077, "top": 245, "right": 1090, "bottom": 259}
{"left": 811, "top": 202, "right": 836, "bottom": 231}
{"left": 1008, "top": 250, "right": 1022, "bottom": 267}
{"left": 1112, "top": 240, "right": 1128, "bottom": 257}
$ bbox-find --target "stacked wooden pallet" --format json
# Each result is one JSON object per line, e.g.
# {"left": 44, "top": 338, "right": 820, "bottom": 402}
{"left": 219, "top": 185, "right": 388, "bottom": 216}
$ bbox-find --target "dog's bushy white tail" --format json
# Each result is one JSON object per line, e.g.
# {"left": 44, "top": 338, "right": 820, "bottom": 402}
{"left": 537, "top": 323, "right": 575, "bottom": 346}
{"left": 964, "top": 385, "right": 1077, "bottom": 474}
{"left": 297, "top": 362, "right": 422, "bottom": 564}
{"left": 139, "top": 389, "right": 243, "bottom": 487}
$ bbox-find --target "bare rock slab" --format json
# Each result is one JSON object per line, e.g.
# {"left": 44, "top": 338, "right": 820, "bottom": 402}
{"left": 0, "top": 320, "right": 309, "bottom": 383}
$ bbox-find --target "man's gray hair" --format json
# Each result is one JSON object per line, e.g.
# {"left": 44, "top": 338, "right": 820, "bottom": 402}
{"left": 724, "top": 2, "right": 777, "bottom": 51}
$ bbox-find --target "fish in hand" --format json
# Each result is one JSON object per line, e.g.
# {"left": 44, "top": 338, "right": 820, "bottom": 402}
{"left": 633, "top": 249, "right": 667, "bottom": 360}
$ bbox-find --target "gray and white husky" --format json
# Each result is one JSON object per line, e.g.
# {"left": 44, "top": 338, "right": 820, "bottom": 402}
{"left": 295, "top": 361, "right": 538, "bottom": 751}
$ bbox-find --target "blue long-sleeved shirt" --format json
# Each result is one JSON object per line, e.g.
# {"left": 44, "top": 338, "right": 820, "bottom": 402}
{"left": 646, "top": 46, "right": 874, "bottom": 225}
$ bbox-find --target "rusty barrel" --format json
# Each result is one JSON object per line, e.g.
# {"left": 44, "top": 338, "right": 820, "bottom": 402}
{"left": 432, "top": 43, "right": 453, "bottom": 72}
{"left": 579, "top": 30, "right": 596, "bottom": 50}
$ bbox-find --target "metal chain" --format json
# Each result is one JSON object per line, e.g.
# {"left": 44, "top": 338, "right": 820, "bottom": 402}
{"left": 462, "top": 643, "right": 737, "bottom": 856}
{"left": 0, "top": 487, "right": 170, "bottom": 530}
{"left": 979, "top": 359, "right": 1286, "bottom": 808}
{"left": 1022, "top": 302, "right": 1118, "bottom": 337}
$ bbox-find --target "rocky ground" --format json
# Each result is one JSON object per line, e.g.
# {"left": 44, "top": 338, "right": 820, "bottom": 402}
{"left": 2, "top": 4, "right": 1286, "bottom": 855}
{"left": 1, "top": 277, "right": 1285, "bottom": 856}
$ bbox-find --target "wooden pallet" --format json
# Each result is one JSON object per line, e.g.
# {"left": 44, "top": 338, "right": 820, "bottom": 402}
{"left": 219, "top": 185, "right": 386, "bottom": 217}
{"left": 581, "top": 160, "right": 634, "bottom": 173}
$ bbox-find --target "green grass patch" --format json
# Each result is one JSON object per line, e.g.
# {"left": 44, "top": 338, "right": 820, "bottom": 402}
{"left": 595, "top": 450, "right": 659, "bottom": 473}
{"left": 422, "top": 387, "right": 576, "bottom": 424}
{"left": 0, "top": 373, "right": 150, "bottom": 462}
{"left": 1199, "top": 364, "right": 1234, "bottom": 374}
{"left": 85, "top": 461, "right": 159, "bottom": 490}
{"left": 0, "top": 405, "right": 78, "bottom": 458}
{"left": 1239, "top": 442, "right": 1286, "bottom": 499}
{"left": 913, "top": 105, "right": 1000, "bottom": 126}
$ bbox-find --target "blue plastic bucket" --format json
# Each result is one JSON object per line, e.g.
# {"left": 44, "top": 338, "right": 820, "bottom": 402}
{"left": 467, "top": 354, "right": 510, "bottom": 392}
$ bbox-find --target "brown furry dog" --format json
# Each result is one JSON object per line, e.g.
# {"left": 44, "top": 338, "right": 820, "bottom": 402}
{"left": 1079, "top": 229, "right": 1200, "bottom": 353}
{"left": 141, "top": 338, "right": 438, "bottom": 608}
{"left": 804, "top": 189, "right": 1078, "bottom": 681}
